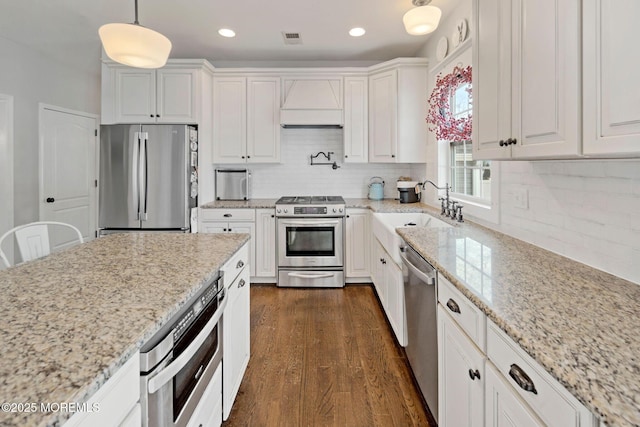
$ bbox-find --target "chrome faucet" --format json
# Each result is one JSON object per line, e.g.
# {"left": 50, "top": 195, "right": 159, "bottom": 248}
{"left": 421, "top": 180, "right": 464, "bottom": 222}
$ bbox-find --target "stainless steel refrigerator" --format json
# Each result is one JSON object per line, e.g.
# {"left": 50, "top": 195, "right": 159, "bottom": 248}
{"left": 99, "top": 124, "right": 198, "bottom": 234}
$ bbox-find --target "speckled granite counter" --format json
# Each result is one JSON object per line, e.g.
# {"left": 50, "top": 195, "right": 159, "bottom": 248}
{"left": 396, "top": 221, "right": 640, "bottom": 426}
{"left": 200, "top": 199, "right": 278, "bottom": 209}
{"left": 0, "top": 232, "right": 249, "bottom": 427}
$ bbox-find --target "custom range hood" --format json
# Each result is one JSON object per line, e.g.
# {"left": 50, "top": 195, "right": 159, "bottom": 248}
{"left": 280, "top": 78, "right": 343, "bottom": 128}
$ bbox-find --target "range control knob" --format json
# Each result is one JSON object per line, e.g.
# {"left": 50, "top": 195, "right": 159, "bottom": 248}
{"left": 333, "top": 208, "right": 337, "bottom": 213}
{"left": 284, "top": 209, "right": 288, "bottom": 213}
{"left": 276, "top": 208, "right": 281, "bottom": 213}
{"left": 339, "top": 208, "right": 344, "bottom": 213}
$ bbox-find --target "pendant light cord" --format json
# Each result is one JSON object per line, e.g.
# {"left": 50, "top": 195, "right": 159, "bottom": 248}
{"left": 133, "top": 0, "right": 140, "bottom": 25}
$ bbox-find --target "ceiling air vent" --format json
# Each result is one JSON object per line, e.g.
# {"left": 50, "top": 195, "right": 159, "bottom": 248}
{"left": 282, "top": 32, "right": 303, "bottom": 45}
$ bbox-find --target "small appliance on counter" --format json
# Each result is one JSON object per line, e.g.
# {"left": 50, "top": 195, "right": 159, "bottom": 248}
{"left": 215, "top": 169, "right": 250, "bottom": 200}
{"left": 397, "top": 178, "right": 421, "bottom": 203}
{"left": 368, "top": 176, "right": 385, "bottom": 200}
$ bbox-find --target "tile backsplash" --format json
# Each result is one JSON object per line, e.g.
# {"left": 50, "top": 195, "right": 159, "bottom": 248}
{"left": 214, "top": 128, "right": 426, "bottom": 199}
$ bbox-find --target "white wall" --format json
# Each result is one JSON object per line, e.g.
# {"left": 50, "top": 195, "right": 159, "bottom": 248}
{"left": 212, "top": 128, "right": 426, "bottom": 199}
{"left": 415, "top": 1, "right": 640, "bottom": 284}
{"left": 0, "top": 36, "right": 100, "bottom": 227}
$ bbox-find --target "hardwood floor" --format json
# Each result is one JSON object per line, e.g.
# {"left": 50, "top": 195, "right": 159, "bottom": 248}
{"left": 222, "top": 285, "right": 435, "bottom": 427}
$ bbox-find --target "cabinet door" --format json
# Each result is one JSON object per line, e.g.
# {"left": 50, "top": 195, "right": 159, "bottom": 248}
{"left": 223, "top": 266, "right": 250, "bottom": 421}
{"left": 385, "top": 259, "right": 406, "bottom": 346}
{"left": 583, "top": 0, "right": 640, "bottom": 156}
{"left": 510, "top": 0, "right": 580, "bottom": 158}
{"left": 255, "top": 209, "right": 276, "bottom": 278}
{"left": 371, "top": 239, "right": 387, "bottom": 306}
{"left": 344, "top": 77, "right": 369, "bottom": 163}
{"left": 345, "top": 209, "right": 370, "bottom": 279}
{"left": 368, "top": 70, "right": 398, "bottom": 163}
{"left": 228, "top": 222, "right": 256, "bottom": 277}
{"left": 247, "top": 77, "right": 280, "bottom": 163}
{"left": 156, "top": 68, "right": 198, "bottom": 123}
{"left": 213, "top": 77, "right": 247, "bottom": 163}
{"left": 438, "top": 306, "right": 485, "bottom": 427}
{"left": 485, "top": 362, "right": 544, "bottom": 427}
{"left": 472, "top": 0, "right": 513, "bottom": 160}
{"left": 115, "top": 69, "right": 156, "bottom": 123}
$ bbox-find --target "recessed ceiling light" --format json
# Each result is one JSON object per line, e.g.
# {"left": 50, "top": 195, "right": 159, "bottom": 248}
{"left": 218, "top": 28, "right": 236, "bottom": 38}
{"left": 349, "top": 27, "right": 366, "bottom": 37}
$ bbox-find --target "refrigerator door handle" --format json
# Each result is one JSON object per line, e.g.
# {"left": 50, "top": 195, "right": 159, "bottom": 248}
{"left": 133, "top": 132, "right": 141, "bottom": 221}
{"left": 139, "top": 132, "right": 148, "bottom": 221}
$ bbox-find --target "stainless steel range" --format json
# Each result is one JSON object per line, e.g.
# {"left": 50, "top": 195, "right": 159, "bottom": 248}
{"left": 276, "top": 196, "right": 346, "bottom": 288}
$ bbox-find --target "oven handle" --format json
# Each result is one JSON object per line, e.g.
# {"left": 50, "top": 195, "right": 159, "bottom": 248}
{"left": 147, "top": 289, "right": 228, "bottom": 394}
{"left": 279, "top": 219, "right": 341, "bottom": 227}
{"left": 288, "top": 272, "right": 336, "bottom": 279}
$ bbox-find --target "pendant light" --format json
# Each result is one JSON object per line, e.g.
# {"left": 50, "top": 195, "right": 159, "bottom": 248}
{"left": 99, "top": 0, "right": 172, "bottom": 69}
{"left": 403, "top": 0, "right": 442, "bottom": 36}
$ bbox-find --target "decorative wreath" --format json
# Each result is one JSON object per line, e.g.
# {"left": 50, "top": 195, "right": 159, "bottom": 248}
{"left": 427, "top": 65, "right": 473, "bottom": 142}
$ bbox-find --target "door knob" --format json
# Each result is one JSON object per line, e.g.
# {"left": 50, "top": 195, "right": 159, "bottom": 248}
{"left": 46, "top": 197, "right": 55, "bottom": 203}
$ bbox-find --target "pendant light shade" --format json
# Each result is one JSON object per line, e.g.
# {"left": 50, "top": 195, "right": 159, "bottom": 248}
{"left": 403, "top": 0, "right": 442, "bottom": 36}
{"left": 99, "top": 0, "right": 172, "bottom": 69}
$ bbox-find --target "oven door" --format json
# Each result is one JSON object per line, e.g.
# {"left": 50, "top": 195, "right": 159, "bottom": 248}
{"left": 141, "top": 288, "right": 227, "bottom": 427}
{"left": 277, "top": 218, "right": 344, "bottom": 268}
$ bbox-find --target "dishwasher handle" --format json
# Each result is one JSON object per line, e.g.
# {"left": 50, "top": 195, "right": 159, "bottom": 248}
{"left": 400, "top": 248, "right": 436, "bottom": 286}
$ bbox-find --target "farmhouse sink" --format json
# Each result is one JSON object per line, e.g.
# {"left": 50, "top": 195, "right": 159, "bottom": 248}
{"left": 372, "top": 212, "right": 451, "bottom": 266}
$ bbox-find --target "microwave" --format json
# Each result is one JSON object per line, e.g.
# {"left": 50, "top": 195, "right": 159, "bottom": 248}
{"left": 215, "top": 169, "right": 250, "bottom": 200}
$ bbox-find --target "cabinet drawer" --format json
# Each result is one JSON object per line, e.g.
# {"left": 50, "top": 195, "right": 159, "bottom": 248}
{"left": 486, "top": 321, "right": 594, "bottom": 427}
{"left": 200, "top": 208, "right": 255, "bottom": 222}
{"left": 438, "top": 275, "right": 486, "bottom": 351}
{"left": 222, "top": 243, "right": 249, "bottom": 286}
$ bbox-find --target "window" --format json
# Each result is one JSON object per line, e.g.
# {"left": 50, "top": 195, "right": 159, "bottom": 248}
{"left": 448, "top": 82, "right": 491, "bottom": 202}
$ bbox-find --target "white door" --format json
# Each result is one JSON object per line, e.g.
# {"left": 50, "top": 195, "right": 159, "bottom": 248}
{"left": 213, "top": 77, "right": 247, "bottom": 163}
{"left": 345, "top": 209, "right": 370, "bottom": 279}
{"left": 40, "top": 105, "right": 98, "bottom": 248}
{"left": 368, "top": 70, "right": 397, "bottom": 162}
{"left": 255, "top": 209, "right": 276, "bottom": 279}
{"left": 157, "top": 68, "right": 198, "bottom": 123}
{"left": 0, "top": 94, "right": 14, "bottom": 266}
{"left": 247, "top": 77, "right": 280, "bottom": 163}
{"left": 115, "top": 68, "right": 156, "bottom": 123}
{"left": 344, "top": 77, "right": 369, "bottom": 163}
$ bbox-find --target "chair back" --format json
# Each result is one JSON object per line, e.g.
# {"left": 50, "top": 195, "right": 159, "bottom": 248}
{"left": 0, "top": 221, "right": 84, "bottom": 268}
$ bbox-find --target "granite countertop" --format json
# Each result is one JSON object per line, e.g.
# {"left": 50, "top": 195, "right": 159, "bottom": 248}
{"left": 199, "top": 199, "right": 278, "bottom": 209}
{"left": 0, "top": 232, "right": 249, "bottom": 427}
{"left": 396, "top": 221, "right": 640, "bottom": 426}
{"left": 199, "top": 197, "right": 435, "bottom": 212}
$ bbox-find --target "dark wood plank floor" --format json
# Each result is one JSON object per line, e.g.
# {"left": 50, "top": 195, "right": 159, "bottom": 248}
{"left": 222, "top": 285, "right": 435, "bottom": 427}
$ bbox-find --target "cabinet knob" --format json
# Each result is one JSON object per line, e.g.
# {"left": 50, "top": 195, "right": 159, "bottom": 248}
{"left": 468, "top": 369, "right": 481, "bottom": 381}
{"left": 499, "top": 140, "right": 505, "bottom": 147}
{"left": 238, "top": 279, "right": 246, "bottom": 288}
{"left": 150, "top": 114, "right": 154, "bottom": 118}
{"left": 509, "top": 138, "right": 517, "bottom": 145}
{"left": 247, "top": 155, "right": 251, "bottom": 159}
{"left": 236, "top": 260, "right": 245, "bottom": 269}
{"left": 345, "top": 155, "right": 348, "bottom": 158}
{"left": 241, "top": 156, "right": 245, "bottom": 159}
{"left": 223, "top": 228, "right": 227, "bottom": 232}
{"left": 224, "top": 213, "right": 232, "bottom": 217}
{"left": 46, "top": 197, "right": 55, "bottom": 203}
{"left": 391, "top": 154, "right": 396, "bottom": 158}
{"left": 156, "top": 114, "right": 160, "bottom": 118}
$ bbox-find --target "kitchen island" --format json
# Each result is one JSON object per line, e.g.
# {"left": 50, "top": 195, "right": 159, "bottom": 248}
{"left": 0, "top": 232, "right": 249, "bottom": 427}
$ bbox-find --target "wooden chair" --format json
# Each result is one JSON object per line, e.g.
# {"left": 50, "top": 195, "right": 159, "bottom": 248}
{"left": 0, "top": 221, "right": 84, "bottom": 268}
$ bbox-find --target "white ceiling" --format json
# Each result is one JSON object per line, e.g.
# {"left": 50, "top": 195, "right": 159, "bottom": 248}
{"left": 0, "top": 0, "right": 462, "bottom": 73}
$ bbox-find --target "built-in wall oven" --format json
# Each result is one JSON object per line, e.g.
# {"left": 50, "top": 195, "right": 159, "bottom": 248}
{"left": 276, "top": 196, "right": 346, "bottom": 288}
{"left": 140, "top": 273, "right": 227, "bottom": 427}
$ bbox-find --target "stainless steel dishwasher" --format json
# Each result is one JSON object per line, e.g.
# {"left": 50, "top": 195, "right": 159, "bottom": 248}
{"left": 400, "top": 243, "right": 438, "bottom": 421}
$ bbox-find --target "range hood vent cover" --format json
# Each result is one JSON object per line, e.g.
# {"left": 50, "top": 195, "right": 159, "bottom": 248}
{"left": 280, "top": 78, "right": 344, "bottom": 127}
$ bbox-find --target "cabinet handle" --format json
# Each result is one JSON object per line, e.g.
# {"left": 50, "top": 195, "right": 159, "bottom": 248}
{"left": 446, "top": 298, "right": 461, "bottom": 314}
{"left": 223, "top": 213, "right": 232, "bottom": 217}
{"left": 238, "top": 279, "right": 246, "bottom": 288}
{"left": 468, "top": 369, "right": 481, "bottom": 381}
{"left": 499, "top": 140, "right": 505, "bottom": 147}
{"left": 509, "top": 138, "right": 518, "bottom": 145}
{"left": 382, "top": 259, "right": 387, "bottom": 265}
{"left": 236, "top": 260, "right": 245, "bottom": 269}
{"left": 508, "top": 364, "right": 538, "bottom": 394}
{"left": 46, "top": 197, "right": 55, "bottom": 203}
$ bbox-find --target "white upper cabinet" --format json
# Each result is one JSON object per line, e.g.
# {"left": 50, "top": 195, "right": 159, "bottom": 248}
{"left": 343, "top": 76, "right": 369, "bottom": 163}
{"left": 583, "top": 0, "right": 640, "bottom": 157}
{"left": 473, "top": 0, "right": 581, "bottom": 160}
{"left": 102, "top": 62, "right": 205, "bottom": 125}
{"left": 368, "top": 59, "right": 428, "bottom": 163}
{"left": 213, "top": 76, "right": 280, "bottom": 164}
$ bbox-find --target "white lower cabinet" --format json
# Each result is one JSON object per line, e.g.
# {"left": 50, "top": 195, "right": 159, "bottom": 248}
{"left": 438, "top": 305, "right": 485, "bottom": 427}
{"left": 254, "top": 209, "right": 276, "bottom": 282}
{"left": 64, "top": 353, "right": 140, "bottom": 427}
{"left": 485, "top": 361, "right": 544, "bottom": 427}
{"left": 437, "top": 276, "right": 597, "bottom": 427}
{"left": 222, "top": 257, "right": 250, "bottom": 420}
{"left": 371, "top": 237, "right": 406, "bottom": 346}
{"left": 186, "top": 363, "right": 223, "bottom": 427}
{"left": 345, "top": 209, "right": 370, "bottom": 281}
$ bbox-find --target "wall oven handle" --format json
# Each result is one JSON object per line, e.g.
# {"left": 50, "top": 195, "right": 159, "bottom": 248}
{"left": 399, "top": 251, "right": 436, "bottom": 286}
{"left": 279, "top": 219, "right": 341, "bottom": 227}
{"left": 288, "top": 272, "right": 335, "bottom": 279}
{"left": 147, "top": 289, "right": 228, "bottom": 394}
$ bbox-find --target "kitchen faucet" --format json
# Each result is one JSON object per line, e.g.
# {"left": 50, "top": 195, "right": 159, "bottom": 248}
{"left": 421, "top": 180, "right": 463, "bottom": 222}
